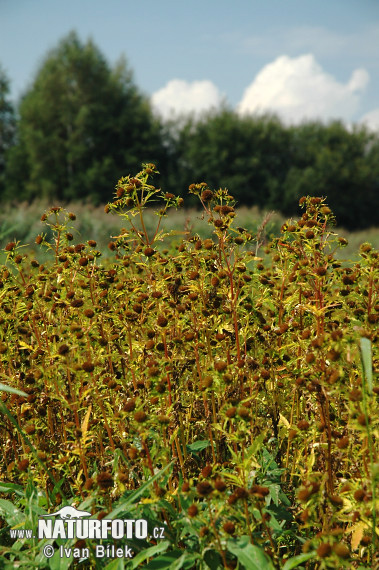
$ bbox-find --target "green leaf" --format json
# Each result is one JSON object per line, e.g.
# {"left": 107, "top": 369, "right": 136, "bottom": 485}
{"left": 0, "top": 483, "right": 25, "bottom": 496}
{"left": 360, "top": 337, "right": 373, "bottom": 394}
{"left": 282, "top": 551, "right": 317, "bottom": 569}
{"left": 186, "top": 440, "right": 210, "bottom": 453}
{"left": 0, "top": 383, "right": 27, "bottom": 396}
{"left": 227, "top": 536, "right": 275, "bottom": 570}
{"left": 0, "top": 499, "right": 25, "bottom": 526}
{"left": 203, "top": 548, "right": 223, "bottom": 570}
{"left": 128, "top": 541, "right": 170, "bottom": 569}
{"left": 141, "top": 550, "right": 184, "bottom": 569}
{"left": 107, "top": 462, "right": 173, "bottom": 520}
{"left": 170, "top": 552, "right": 202, "bottom": 569}
{"left": 104, "top": 559, "right": 127, "bottom": 570}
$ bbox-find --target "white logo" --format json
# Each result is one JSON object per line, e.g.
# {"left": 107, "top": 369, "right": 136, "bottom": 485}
{"left": 41, "top": 506, "right": 91, "bottom": 520}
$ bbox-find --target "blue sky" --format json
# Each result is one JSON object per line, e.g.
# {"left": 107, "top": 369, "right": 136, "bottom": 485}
{"left": 1, "top": 0, "right": 378, "bottom": 129}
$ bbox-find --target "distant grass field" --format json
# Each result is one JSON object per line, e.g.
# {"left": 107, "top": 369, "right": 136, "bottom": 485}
{"left": 1, "top": 199, "right": 378, "bottom": 265}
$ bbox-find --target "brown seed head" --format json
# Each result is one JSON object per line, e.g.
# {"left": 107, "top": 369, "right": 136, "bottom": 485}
{"left": 223, "top": 521, "right": 235, "bottom": 535}
{"left": 134, "top": 411, "right": 147, "bottom": 423}
{"left": 97, "top": 472, "right": 114, "bottom": 490}
{"left": 333, "top": 543, "right": 349, "bottom": 559}
{"left": 317, "top": 543, "right": 332, "bottom": 558}
{"left": 188, "top": 504, "right": 198, "bottom": 517}
{"left": 196, "top": 481, "right": 213, "bottom": 496}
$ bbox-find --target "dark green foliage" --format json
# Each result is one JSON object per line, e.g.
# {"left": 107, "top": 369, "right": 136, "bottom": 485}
{"left": 0, "top": 66, "right": 16, "bottom": 195}
{"left": 4, "top": 32, "right": 163, "bottom": 204}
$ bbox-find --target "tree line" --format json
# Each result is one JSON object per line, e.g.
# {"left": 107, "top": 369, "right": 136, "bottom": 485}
{"left": 1, "top": 31, "right": 378, "bottom": 230}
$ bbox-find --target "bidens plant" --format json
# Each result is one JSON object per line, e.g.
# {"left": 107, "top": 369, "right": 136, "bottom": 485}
{"left": 0, "top": 166, "right": 378, "bottom": 569}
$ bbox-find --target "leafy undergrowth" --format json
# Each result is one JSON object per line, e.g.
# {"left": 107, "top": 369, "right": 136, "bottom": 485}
{"left": 0, "top": 164, "right": 378, "bottom": 569}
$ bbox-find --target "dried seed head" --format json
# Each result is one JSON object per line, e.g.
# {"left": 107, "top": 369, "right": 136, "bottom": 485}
{"left": 353, "top": 489, "right": 366, "bottom": 502}
{"left": 97, "top": 472, "right": 114, "bottom": 490}
{"left": 223, "top": 521, "right": 235, "bottom": 535}
{"left": 84, "top": 478, "right": 94, "bottom": 490}
{"left": 144, "top": 247, "right": 155, "bottom": 257}
{"left": 317, "top": 543, "right": 332, "bottom": 558}
{"left": 82, "top": 361, "right": 95, "bottom": 372}
{"left": 196, "top": 481, "right": 213, "bottom": 496}
{"left": 214, "top": 478, "right": 227, "bottom": 492}
{"left": 84, "top": 309, "right": 95, "bottom": 318}
{"left": 297, "top": 420, "right": 310, "bottom": 431}
{"left": 226, "top": 407, "right": 237, "bottom": 418}
{"left": 201, "top": 189, "right": 213, "bottom": 202}
{"left": 157, "top": 315, "right": 168, "bottom": 327}
{"left": 336, "top": 436, "right": 349, "bottom": 449}
{"left": 333, "top": 543, "right": 349, "bottom": 559}
{"left": 298, "top": 488, "right": 311, "bottom": 502}
{"left": 134, "top": 411, "right": 147, "bottom": 423}
{"left": 17, "top": 459, "right": 29, "bottom": 472}
{"left": 214, "top": 360, "right": 227, "bottom": 372}
{"left": 188, "top": 504, "right": 198, "bottom": 517}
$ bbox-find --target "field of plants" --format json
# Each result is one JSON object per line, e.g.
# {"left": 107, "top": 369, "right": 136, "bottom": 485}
{"left": 0, "top": 164, "right": 378, "bottom": 569}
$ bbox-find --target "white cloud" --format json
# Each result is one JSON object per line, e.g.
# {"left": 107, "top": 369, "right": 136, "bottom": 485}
{"left": 237, "top": 54, "right": 369, "bottom": 125}
{"left": 151, "top": 79, "right": 223, "bottom": 121}
{"left": 359, "top": 108, "right": 379, "bottom": 132}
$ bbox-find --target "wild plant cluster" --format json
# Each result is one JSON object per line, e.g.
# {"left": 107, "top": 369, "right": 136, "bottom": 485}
{"left": 0, "top": 164, "right": 378, "bottom": 569}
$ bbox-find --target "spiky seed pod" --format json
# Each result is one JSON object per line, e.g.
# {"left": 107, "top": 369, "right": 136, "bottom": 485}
{"left": 84, "top": 309, "right": 95, "bottom": 318}
{"left": 336, "top": 436, "right": 349, "bottom": 449}
{"left": 196, "top": 481, "right": 213, "bottom": 496}
{"left": 97, "top": 472, "right": 114, "bottom": 490}
{"left": 134, "top": 411, "right": 147, "bottom": 423}
{"left": 317, "top": 543, "right": 332, "bottom": 558}
{"left": 201, "top": 189, "right": 213, "bottom": 201}
{"left": 157, "top": 315, "right": 168, "bottom": 327}
{"left": 238, "top": 407, "right": 251, "bottom": 420}
{"left": 223, "top": 522, "right": 235, "bottom": 535}
{"left": 17, "top": 459, "right": 29, "bottom": 472}
{"left": 297, "top": 420, "right": 310, "bottom": 431}
{"left": 214, "top": 360, "right": 227, "bottom": 372}
{"left": 329, "top": 495, "right": 343, "bottom": 506}
{"left": 188, "top": 504, "right": 198, "bottom": 517}
{"left": 298, "top": 488, "right": 312, "bottom": 502}
{"left": 152, "top": 291, "right": 162, "bottom": 298}
{"left": 58, "top": 344, "right": 69, "bottom": 355}
{"left": 82, "top": 361, "right": 94, "bottom": 372}
{"left": 144, "top": 247, "right": 155, "bottom": 257}
{"left": 220, "top": 205, "right": 234, "bottom": 215}
{"left": 235, "top": 487, "right": 249, "bottom": 499}
{"left": 357, "top": 413, "right": 369, "bottom": 426}
{"left": 333, "top": 543, "right": 349, "bottom": 559}
{"left": 182, "top": 482, "right": 190, "bottom": 493}
{"left": 226, "top": 407, "right": 237, "bottom": 418}
{"left": 214, "top": 478, "right": 227, "bottom": 492}
{"left": 201, "top": 464, "right": 212, "bottom": 478}
{"left": 157, "top": 415, "right": 170, "bottom": 424}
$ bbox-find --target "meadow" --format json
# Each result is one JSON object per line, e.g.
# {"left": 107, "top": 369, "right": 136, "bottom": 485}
{"left": 0, "top": 164, "right": 378, "bottom": 569}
